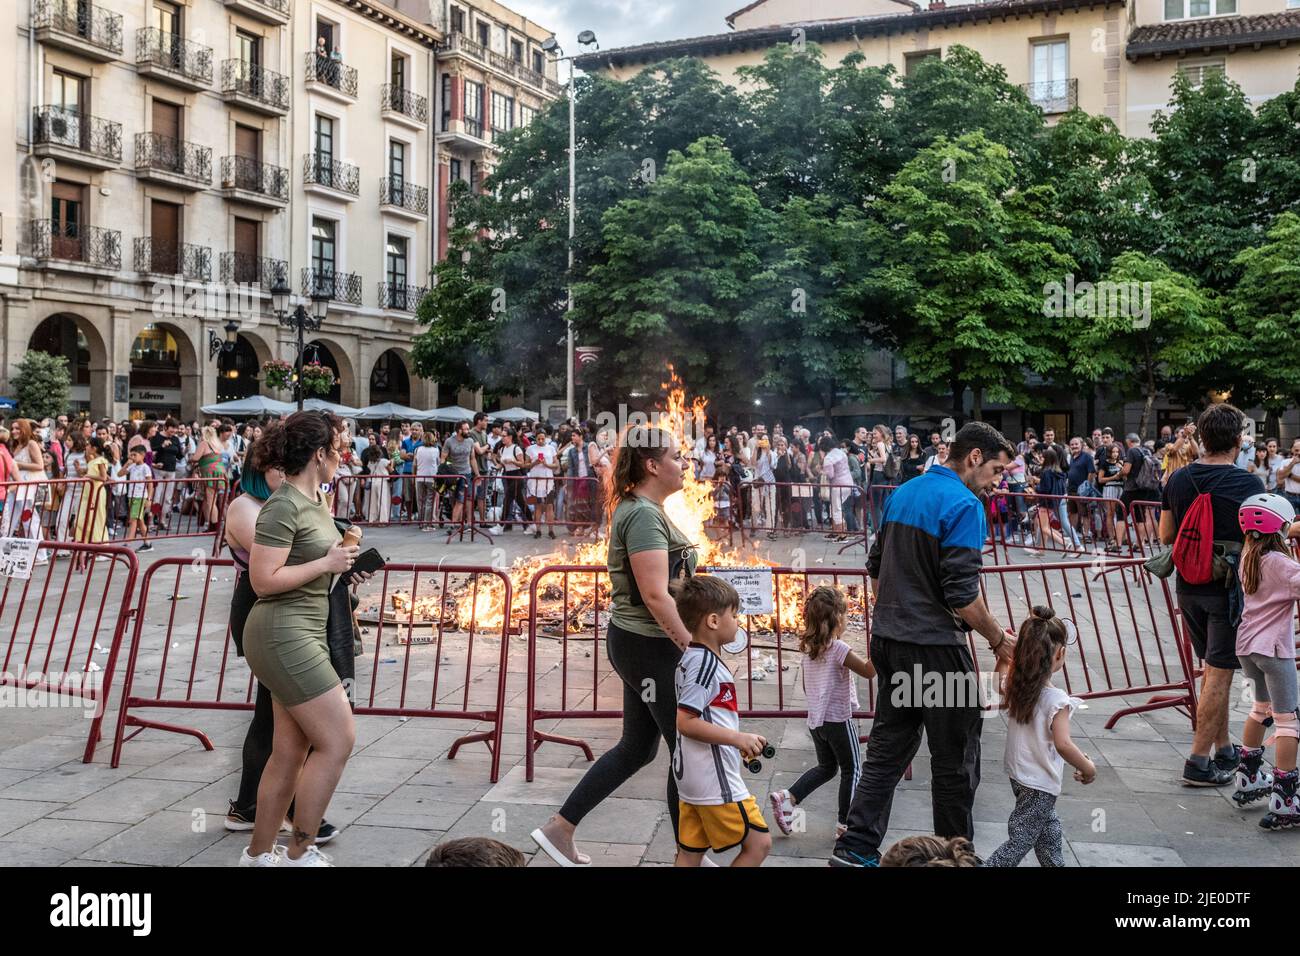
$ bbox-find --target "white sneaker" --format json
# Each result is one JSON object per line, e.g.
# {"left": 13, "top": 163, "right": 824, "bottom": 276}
{"left": 281, "top": 844, "right": 333, "bottom": 867}
{"left": 238, "top": 846, "right": 281, "bottom": 867}
{"left": 487, "top": 525, "right": 504, "bottom": 534}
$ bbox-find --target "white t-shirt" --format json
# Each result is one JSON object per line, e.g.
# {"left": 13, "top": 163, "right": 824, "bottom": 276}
{"left": 414, "top": 445, "right": 441, "bottom": 478}
{"left": 125, "top": 462, "right": 152, "bottom": 499}
{"left": 1002, "top": 683, "right": 1080, "bottom": 796}
{"left": 498, "top": 442, "right": 527, "bottom": 472}
{"left": 674, "top": 645, "right": 748, "bottom": 806}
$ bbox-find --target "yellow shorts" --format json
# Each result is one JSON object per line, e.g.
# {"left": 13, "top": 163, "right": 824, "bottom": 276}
{"left": 678, "top": 797, "right": 768, "bottom": 854}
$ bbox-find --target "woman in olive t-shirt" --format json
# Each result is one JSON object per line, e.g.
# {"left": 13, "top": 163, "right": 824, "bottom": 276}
{"left": 531, "top": 426, "right": 697, "bottom": 866}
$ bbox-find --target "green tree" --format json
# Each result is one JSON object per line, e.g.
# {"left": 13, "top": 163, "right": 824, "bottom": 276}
{"left": 867, "top": 132, "right": 1075, "bottom": 418}
{"left": 12, "top": 350, "right": 71, "bottom": 421}
{"left": 1070, "top": 252, "right": 1225, "bottom": 437}
{"left": 572, "top": 136, "right": 770, "bottom": 402}
{"left": 1224, "top": 212, "right": 1300, "bottom": 420}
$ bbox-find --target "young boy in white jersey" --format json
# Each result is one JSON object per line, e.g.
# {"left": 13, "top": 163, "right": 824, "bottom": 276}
{"left": 670, "top": 575, "right": 772, "bottom": 867}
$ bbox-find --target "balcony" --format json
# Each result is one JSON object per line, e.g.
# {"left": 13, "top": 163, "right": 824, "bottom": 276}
{"left": 24, "top": 219, "right": 121, "bottom": 272}
{"left": 222, "top": 0, "right": 289, "bottom": 27}
{"left": 304, "top": 51, "right": 357, "bottom": 104}
{"left": 135, "top": 132, "right": 211, "bottom": 189}
{"left": 220, "top": 251, "right": 287, "bottom": 292}
{"left": 33, "top": 0, "right": 122, "bottom": 62}
{"left": 379, "top": 178, "right": 429, "bottom": 220}
{"left": 221, "top": 59, "right": 290, "bottom": 115}
{"left": 220, "top": 155, "right": 289, "bottom": 207}
{"left": 136, "top": 27, "right": 213, "bottom": 90}
{"left": 438, "top": 32, "right": 560, "bottom": 95}
{"left": 378, "top": 282, "right": 427, "bottom": 313}
{"left": 134, "top": 237, "right": 212, "bottom": 281}
{"left": 32, "top": 106, "right": 121, "bottom": 170}
{"left": 303, "top": 154, "right": 359, "bottom": 200}
{"left": 301, "top": 268, "right": 362, "bottom": 306}
{"left": 437, "top": 114, "right": 492, "bottom": 153}
{"left": 380, "top": 83, "right": 428, "bottom": 129}
{"left": 1021, "top": 78, "right": 1078, "bottom": 115}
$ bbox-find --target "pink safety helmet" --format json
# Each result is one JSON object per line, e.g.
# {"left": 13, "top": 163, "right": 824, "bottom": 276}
{"left": 1238, "top": 493, "right": 1296, "bottom": 537}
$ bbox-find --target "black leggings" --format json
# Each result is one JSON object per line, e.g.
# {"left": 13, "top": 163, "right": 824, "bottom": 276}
{"left": 788, "top": 719, "right": 862, "bottom": 824}
{"left": 558, "top": 622, "right": 683, "bottom": 836}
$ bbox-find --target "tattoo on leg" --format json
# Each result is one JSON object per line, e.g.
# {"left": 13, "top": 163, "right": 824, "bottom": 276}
{"left": 293, "top": 827, "right": 312, "bottom": 847}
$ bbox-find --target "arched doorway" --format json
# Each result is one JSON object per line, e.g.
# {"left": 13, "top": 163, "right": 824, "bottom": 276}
{"left": 29, "top": 315, "right": 91, "bottom": 413}
{"left": 303, "top": 341, "right": 343, "bottom": 404}
{"left": 130, "top": 325, "right": 183, "bottom": 419}
{"left": 369, "top": 349, "right": 411, "bottom": 406}
{"left": 215, "top": 334, "right": 261, "bottom": 403}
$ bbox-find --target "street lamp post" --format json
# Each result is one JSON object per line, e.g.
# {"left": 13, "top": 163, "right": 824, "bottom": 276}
{"left": 270, "top": 279, "right": 331, "bottom": 411}
{"left": 542, "top": 30, "right": 598, "bottom": 421}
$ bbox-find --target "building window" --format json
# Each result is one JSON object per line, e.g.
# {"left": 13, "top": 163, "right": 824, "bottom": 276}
{"left": 311, "top": 217, "right": 336, "bottom": 275}
{"left": 1029, "top": 39, "right": 1070, "bottom": 113}
{"left": 1164, "top": 0, "right": 1235, "bottom": 18}
{"left": 511, "top": 39, "right": 523, "bottom": 63}
{"left": 386, "top": 235, "right": 408, "bottom": 287}
{"left": 904, "top": 50, "right": 940, "bottom": 77}
{"left": 518, "top": 104, "right": 536, "bottom": 128}
{"left": 450, "top": 6, "right": 464, "bottom": 34}
{"left": 237, "top": 30, "right": 260, "bottom": 68}
{"left": 441, "top": 73, "right": 451, "bottom": 132}
{"left": 449, "top": 158, "right": 462, "bottom": 182}
{"left": 389, "top": 140, "right": 406, "bottom": 204}
{"left": 464, "top": 79, "right": 483, "bottom": 135}
{"left": 476, "top": 20, "right": 489, "bottom": 48}
{"left": 1178, "top": 58, "right": 1226, "bottom": 87}
{"left": 491, "top": 92, "right": 514, "bottom": 134}
{"left": 533, "top": 50, "right": 545, "bottom": 75}
{"left": 390, "top": 52, "right": 406, "bottom": 91}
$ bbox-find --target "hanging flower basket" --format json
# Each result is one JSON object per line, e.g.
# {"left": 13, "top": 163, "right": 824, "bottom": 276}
{"left": 299, "top": 361, "right": 336, "bottom": 397}
{"left": 262, "top": 359, "right": 294, "bottom": 392}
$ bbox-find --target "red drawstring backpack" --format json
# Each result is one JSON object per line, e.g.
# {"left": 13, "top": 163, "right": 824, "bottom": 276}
{"left": 1171, "top": 470, "right": 1223, "bottom": 585}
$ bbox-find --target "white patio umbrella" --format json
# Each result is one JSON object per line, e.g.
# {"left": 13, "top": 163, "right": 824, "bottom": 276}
{"left": 421, "top": 404, "right": 478, "bottom": 422}
{"left": 353, "top": 402, "right": 428, "bottom": 420}
{"left": 302, "top": 398, "right": 361, "bottom": 417}
{"left": 200, "top": 396, "right": 296, "bottom": 416}
{"left": 491, "top": 406, "right": 540, "bottom": 422}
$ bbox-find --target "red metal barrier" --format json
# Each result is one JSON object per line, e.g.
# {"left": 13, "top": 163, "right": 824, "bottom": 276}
{"left": 469, "top": 474, "right": 603, "bottom": 544}
{"left": 108, "top": 558, "right": 513, "bottom": 781}
{"left": 524, "top": 564, "right": 881, "bottom": 781}
{"left": 330, "top": 473, "right": 471, "bottom": 540}
{"left": 976, "top": 557, "right": 1195, "bottom": 728}
{"left": 1123, "top": 498, "right": 1165, "bottom": 558}
{"left": 986, "top": 490, "right": 1134, "bottom": 561}
{"left": 0, "top": 541, "right": 138, "bottom": 763}
{"left": 0, "top": 478, "right": 104, "bottom": 547}
{"left": 739, "top": 481, "right": 870, "bottom": 554}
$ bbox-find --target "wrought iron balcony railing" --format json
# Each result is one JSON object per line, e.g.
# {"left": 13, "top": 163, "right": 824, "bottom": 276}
{"left": 135, "top": 132, "right": 211, "bottom": 183}
{"left": 25, "top": 219, "right": 121, "bottom": 269}
{"left": 134, "top": 237, "right": 212, "bottom": 281}
{"left": 1020, "top": 78, "right": 1078, "bottom": 114}
{"left": 303, "top": 154, "right": 360, "bottom": 196}
{"left": 378, "top": 282, "right": 427, "bottom": 312}
{"left": 305, "top": 51, "right": 357, "bottom": 97}
{"left": 221, "top": 155, "right": 289, "bottom": 201}
{"left": 34, "top": 0, "right": 123, "bottom": 55}
{"left": 220, "top": 251, "right": 287, "bottom": 291}
{"left": 438, "top": 33, "right": 487, "bottom": 62}
{"left": 32, "top": 106, "right": 122, "bottom": 162}
{"left": 380, "top": 84, "right": 429, "bottom": 123}
{"left": 221, "top": 59, "right": 290, "bottom": 111}
{"left": 301, "top": 267, "right": 362, "bottom": 305}
{"left": 379, "top": 178, "right": 429, "bottom": 215}
{"left": 136, "top": 27, "right": 213, "bottom": 85}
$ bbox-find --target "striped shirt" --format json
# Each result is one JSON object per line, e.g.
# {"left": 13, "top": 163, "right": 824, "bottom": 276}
{"left": 802, "top": 639, "right": 859, "bottom": 728}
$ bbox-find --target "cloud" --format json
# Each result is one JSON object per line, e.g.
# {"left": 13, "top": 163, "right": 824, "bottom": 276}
{"left": 505, "top": 0, "right": 735, "bottom": 53}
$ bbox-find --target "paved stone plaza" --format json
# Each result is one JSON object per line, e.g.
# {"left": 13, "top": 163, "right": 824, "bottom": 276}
{"left": 0, "top": 528, "right": 1295, "bottom": 867}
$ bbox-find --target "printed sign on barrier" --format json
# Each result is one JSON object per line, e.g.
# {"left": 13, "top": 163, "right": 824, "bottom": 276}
{"left": 0, "top": 537, "right": 40, "bottom": 579}
{"left": 699, "top": 565, "right": 773, "bottom": 614}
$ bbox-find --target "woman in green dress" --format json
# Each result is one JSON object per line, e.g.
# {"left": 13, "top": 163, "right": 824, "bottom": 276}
{"left": 240, "top": 411, "right": 359, "bottom": 868}
{"left": 190, "top": 425, "right": 226, "bottom": 530}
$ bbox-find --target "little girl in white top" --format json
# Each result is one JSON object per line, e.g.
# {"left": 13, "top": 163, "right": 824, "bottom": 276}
{"left": 768, "top": 587, "right": 875, "bottom": 840}
{"left": 986, "top": 606, "right": 1095, "bottom": 867}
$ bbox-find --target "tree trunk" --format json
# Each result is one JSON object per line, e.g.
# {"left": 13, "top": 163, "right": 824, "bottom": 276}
{"left": 972, "top": 386, "right": 983, "bottom": 422}
{"left": 951, "top": 376, "right": 963, "bottom": 417}
{"left": 1139, "top": 359, "right": 1156, "bottom": 440}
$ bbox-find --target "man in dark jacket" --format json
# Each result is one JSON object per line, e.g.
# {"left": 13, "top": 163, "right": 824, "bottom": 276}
{"left": 831, "top": 422, "right": 1017, "bottom": 867}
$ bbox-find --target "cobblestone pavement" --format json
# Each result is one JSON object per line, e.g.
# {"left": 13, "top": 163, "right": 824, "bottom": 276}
{"left": 1, "top": 527, "right": 1294, "bottom": 866}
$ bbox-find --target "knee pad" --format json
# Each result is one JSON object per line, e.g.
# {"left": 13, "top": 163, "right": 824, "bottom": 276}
{"left": 1250, "top": 700, "right": 1274, "bottom": 723}
{"left": 1271, "top": 711, "right": 1299, "bottom": 740}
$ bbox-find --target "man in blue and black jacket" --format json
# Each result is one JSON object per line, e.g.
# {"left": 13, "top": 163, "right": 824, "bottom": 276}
{"left": 832, "top": 422, "right": 1018, "bottom": 867}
